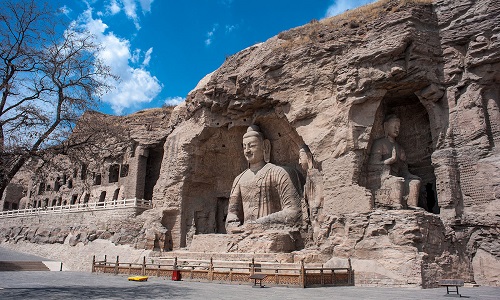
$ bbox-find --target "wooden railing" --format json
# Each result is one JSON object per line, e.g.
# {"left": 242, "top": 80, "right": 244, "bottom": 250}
{"left": 91, "top": 255, "right": 354, "bottom": 288}
{"left": 0, "top": 198, "right": 152, "bottom": 218}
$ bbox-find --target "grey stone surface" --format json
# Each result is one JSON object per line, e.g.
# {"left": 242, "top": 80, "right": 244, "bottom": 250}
{"left": 1, "top": 0, "right": 500, "bottom": 288}
{"left": 0, "top": 271, "right": 499, "bottom": 300}
{"left": 0, "top": 246, "right": 51, "bottom": 262}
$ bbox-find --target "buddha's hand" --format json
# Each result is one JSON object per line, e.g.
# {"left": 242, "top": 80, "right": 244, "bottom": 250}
{"left": 384, "top": 147, "right": 397, "bottom": 165}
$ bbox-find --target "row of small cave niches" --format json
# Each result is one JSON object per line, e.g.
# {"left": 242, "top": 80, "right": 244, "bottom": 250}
{"left": 30, "top": 188, "right": 121, "bottom": 209}
{"left": 36, "top": 163, "right": 129, "bottom": 195}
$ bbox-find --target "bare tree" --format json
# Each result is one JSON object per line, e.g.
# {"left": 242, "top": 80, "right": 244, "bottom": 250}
{"left": 0, "top": 0, "right": 118, "bottom": 199}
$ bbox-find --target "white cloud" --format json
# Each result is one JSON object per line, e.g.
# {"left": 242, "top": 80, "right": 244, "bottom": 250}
{"left": 164, "top": 96, "right": 185, "bottom": 106}
{"left": 107, "top": 0, "right": 121, "bottom": 15}
{"left": 121, "top": 0, "right": 140, "bottom": 29}
{"left": 142, "top": 47, "right": 153, "bottom": 66}
{"left": 205, "top": 24, "right": 219, "bottom": 46}
{"left": 131, "top": 48, "right": 141, "bottom": 64}
{"left": 59, "top": 5, "right": 72, "bottom": 17}
{"left": 325, "top": 0, "right": 377, "bottom": 18}
{"left": 108, "top": 68, "right": 162, "bottom": 114}
{"left": 138, "top": 0, "right": 154, "bottom": 13}
{"left": 75, "top": 9, "right": 162, "bottom": 115}
{"left": 205, "top": 24, "right": 237, "bottom": 45}
{"left": 225, "top": 24, "right": 237, "bottom": 34}
{"left": 101, "top": 0, "right": 154, "bottom": 31}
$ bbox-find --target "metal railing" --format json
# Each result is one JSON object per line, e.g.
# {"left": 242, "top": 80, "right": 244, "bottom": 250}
{"left": 0, "top": 198, "right": 152, "bottom": 218}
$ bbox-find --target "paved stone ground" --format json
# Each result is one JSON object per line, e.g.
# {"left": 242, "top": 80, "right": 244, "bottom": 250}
{"left": 1, "top": 246, "right": 499, "bottom": 299}
{"left": 0, "top": 246, "right": 51, "bottom": 261}
{"left": 1, "top": 271, "right": 499, "bottom": 300}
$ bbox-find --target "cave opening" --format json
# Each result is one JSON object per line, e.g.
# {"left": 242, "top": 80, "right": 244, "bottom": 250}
{"left": 144, "top": 144, "right": 164, "bottom": 201}
{"left": 364, "top": 94, "right": 439, "bottom": 213}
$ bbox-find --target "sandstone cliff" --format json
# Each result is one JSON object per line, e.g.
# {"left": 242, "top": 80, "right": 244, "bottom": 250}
{"left": 151, "top": 0, "right": 500, "bottom": 286}
{"left": 1, "top": 0, "right": 499, "bottom": 287}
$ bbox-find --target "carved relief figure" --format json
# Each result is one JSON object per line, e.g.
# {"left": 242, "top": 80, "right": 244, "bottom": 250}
{"left": 299, "top": 145, "right": 324, "bottom": 240}
{"left": 368, "top": 114, "right": 421, "bottom": 208}
{"left": 226, "top": 125, "right": 302, "bottom": 233}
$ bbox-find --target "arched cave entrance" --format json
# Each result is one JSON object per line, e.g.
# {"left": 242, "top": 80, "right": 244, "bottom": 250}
{"left": 135, "top": 142, "right": 164, "bottom": 201}
{"left": 84, "top": 194, "right": 90, "bottom": 204}
{"left": 363, "top": 94, "right": 439, "bottom": 213}
{"left": 180, "top": 113, "right": 304, "bottom": 247}
{"left": 98, "top": 191, "right": 106, "bottom": 206}
{"left": 144, "top": 144, "right": 164, "bottom": 201}
{"left": 113, "top": 188, "right": 120, "bottom": 201}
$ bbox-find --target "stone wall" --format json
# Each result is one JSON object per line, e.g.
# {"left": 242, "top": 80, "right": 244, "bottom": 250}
{"left": 0, "top": 207, "right": 174, "bottom": 259}
{"left": 2, "top": 208, "right": 143, "bottom": 245}
{"left": 310, "top": 210, "right": 471, "bottom": 288}
{"left": 0, "top": 240, "right": 152, "bottom": 272}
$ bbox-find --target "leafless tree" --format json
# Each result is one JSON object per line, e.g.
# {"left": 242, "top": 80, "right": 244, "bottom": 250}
{"left": 0, "top": 0, "right": 119, "bottom": 199}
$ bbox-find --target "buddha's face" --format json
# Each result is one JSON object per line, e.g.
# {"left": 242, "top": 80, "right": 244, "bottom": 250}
{"left": 243, "top": 136, "right": 264, "bottom": 165}
{"left": 384, "top": 119, "right": 400, "bottom": 138}
{"left": 299, "top": 149, "right": 308, "bottom": 170}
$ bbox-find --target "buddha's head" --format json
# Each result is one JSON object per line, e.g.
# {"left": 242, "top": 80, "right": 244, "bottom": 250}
{"left": 242, "top": 125, "right": 271, "bottom": 165}
{"left": 383, "top": 114, "right": 400, "bottom": 139}
{"left": 299, "top": 144, "right": 314, "bottom": 171}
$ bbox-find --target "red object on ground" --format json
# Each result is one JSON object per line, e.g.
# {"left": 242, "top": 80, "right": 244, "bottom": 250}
{"left": 172, "top": 270, "right": 181, "bottom": 281}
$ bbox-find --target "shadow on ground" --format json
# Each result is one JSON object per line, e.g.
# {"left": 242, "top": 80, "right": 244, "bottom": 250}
{"left": 0, "top": 284, "right": 191, "bottom": 300}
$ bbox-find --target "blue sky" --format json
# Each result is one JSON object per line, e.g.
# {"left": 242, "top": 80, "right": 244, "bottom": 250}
{"left": 58, "top": 0, "right": 376, "bottom": 115}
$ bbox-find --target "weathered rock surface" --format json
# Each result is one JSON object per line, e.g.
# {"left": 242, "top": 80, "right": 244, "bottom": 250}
{"left": 0, "top": 239, "right": 152, "bottom": 272}
{"left": 1, "top": 0, "right": 499, "bottom": 288}
{"left": 1, "top": 208, "right": 166, "bottom": 249}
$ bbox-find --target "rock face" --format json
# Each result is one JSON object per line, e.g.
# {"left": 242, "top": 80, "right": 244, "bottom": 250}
{"left": 309, "top": 209, "right": 471, "bottom": 287}
{"left": 153, "top": 0, "right": 500, "bottom": 287}
{"left": 1, "top": 0, "right": 499, "bottom": 287}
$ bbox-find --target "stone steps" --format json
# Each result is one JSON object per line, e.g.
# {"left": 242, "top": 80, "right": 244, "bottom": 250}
{"left": 157, "top": 250, "right": 295, "bottom": 264}
{"left": 0, "top": 261, "right": 50, "bottom": 271}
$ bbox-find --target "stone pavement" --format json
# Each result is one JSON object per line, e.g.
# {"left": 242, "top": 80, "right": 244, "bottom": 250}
{"left": 0, "top": 245, "right": 66, "bottom": 271}
{"left": 1, "top": 246, "right": 499, "bottom": 299}
{"left": 0, "top": 271, "right": 499, "bottom": 300}
{"left": 0, "top": 246, "right": 51, "bottom": 261}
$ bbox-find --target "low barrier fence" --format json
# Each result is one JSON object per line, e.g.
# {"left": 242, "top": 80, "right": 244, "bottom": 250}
{"left": 92, "top": 255, "right": 354, "bottom": 288}
{"left": 0, "top": 198, "right": 152, "bottom": 218}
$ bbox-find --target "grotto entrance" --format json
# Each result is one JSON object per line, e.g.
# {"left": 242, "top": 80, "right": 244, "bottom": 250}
{"left": 144, "top": 144, "right": 164, "bottom": 201}
{"left": 215, "top": 197, "right": 229, "bottom": 234}
{"left": 180, "top": 126, "right": 247, "bottom": 247}
{"left": 180, "top": 114, "right": 305, "bottom": 247}
{"left": 135, "top": 143, "right": 164, "bottom": 201}
{"left": 364, "top": 94, "right": 439, "bottom": 213}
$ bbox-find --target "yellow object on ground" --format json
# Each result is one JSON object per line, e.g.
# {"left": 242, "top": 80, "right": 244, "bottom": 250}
{"left": 128, "top": 276, "right": 148, "bottom": 281}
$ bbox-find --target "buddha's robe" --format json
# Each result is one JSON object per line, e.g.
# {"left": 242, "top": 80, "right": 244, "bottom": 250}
{"left": 227, "top": 163, "right": 301, "bottom": 227}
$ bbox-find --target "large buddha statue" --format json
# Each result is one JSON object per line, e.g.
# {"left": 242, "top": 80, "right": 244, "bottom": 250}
{"left": 226, "top": 125, "right": 302, "bottom": 233}
{"left": 368, "top": 114, "right": 421, "bottom": 209}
